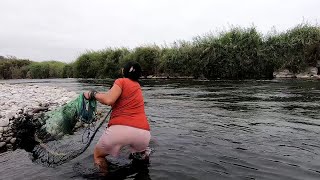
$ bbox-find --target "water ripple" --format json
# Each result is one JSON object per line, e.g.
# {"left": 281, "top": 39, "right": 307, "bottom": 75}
{"left": 1, "top": 79, "right": 320, "bottom": 179}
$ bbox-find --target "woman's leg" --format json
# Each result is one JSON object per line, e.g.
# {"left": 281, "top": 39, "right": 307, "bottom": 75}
{"left": 129, "top": 128, "right": 151, "bottom": 160}
{"left": 94, "top": 126, "right": 122, "bottom": 174}
{"left": 93, "top": 146, "right": 108, "bottom": 174}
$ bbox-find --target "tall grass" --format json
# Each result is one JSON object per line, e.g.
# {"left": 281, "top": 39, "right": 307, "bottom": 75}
{"left": 265, "top": 24, "right": 320, "bottom": 73}
{"left": 73, "top": 24, "right": 320, "bottom": 79}
{"left": 0, "top": 57, "right": 67, "bottom": 79}
{"left": 1, "top": 24, "right": 319, "bottom": 80}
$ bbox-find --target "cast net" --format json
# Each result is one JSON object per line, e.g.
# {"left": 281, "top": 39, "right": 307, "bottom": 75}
{"left": 15, "top": 94, "right": 110, "bottom": 167}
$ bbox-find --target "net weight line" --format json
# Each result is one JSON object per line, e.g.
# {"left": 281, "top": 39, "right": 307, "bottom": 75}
{"left": 31, "top": 109, "right": 112, "bottom": 167}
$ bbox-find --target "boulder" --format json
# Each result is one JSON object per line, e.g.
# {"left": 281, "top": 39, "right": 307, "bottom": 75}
{"left": 273, "top": 69, "right": 296, "bottom": 78}
{"left": 10, "top": 138, "right": 16, "bottom": 144}
{"left": 3, "top": 127, "right": 8, "bottom": 132}
{"left": 18, "top": 109, "right": 23, "bottom": 114}
{"left": 0, "top": 142, "right": 6, "bottom": 148}
{"left": 5, "top": 111, "right": 15, "bottom": 120}
{"left": 296, "top": 73, "right": 311, "bottom": 79}
{"left": 309, "top": 67, "right": 318, "bottom": 75}
{"left": 6, "top": 144, "right": 13, "bottom": 149}
{"left": 274, "top": 67, "right": 320, "bottom": 79}
{"left": 5, "top": 137, "right": 12, "bottom": 143}
{"left": 296, "top": 67, "right": 319, "bottom": 79}
{"left": 0, "top": 118, "right": 9, "bottom": 127}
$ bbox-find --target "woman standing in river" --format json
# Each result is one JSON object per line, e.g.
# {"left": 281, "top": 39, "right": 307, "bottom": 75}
{"left": 84, "top": 61, "right": 151, "bottom": 175}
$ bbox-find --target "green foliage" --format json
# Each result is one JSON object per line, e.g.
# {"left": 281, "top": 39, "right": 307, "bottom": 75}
{"left": 74, "top": 52, "right": 100, "bottom": 78}
{"left": 98, "top": 48, "right": 129, "bottom": 78}
{"left": 160, "top": 41, "right": 198, "bottom": 77}
{"left": 265, "top": 24, "right": 320, "bottom": 73}
{"left": 27, "top": 61, "right": 66, "bottom": 79}
{"left": 128, "top": 46, "right": 161, "bottom": 77}
{"left": 0, "top": 57, "right": 67, "bottom": 79}
{"left": 195, "top": 27, "right": 271, "bottom": 79}
{"left": 72, "top": 24, "right": 319, "bottom": 80}
{"left": 74, "top": 48, "right": 129, "bottom": 78}
{"left": 2, "top": 24, "right": 319, "bottom": 80}
{"left": 73, "top": 46, "right": 161, "bottom": 78}
{"left": 0, "top": 58, "right": 31, "bottom": 79}
{"left": 62, "top": 64, "right": 74, "bottom": 78}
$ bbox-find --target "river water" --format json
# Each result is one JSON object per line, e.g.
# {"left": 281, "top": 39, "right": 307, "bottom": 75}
{"left": 0, "top": 78, "right": 320, "bottom": 180}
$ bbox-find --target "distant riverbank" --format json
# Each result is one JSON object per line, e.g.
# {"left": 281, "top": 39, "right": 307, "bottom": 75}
{"left": 1, "top": 24, "right": 320, "bottom": 80}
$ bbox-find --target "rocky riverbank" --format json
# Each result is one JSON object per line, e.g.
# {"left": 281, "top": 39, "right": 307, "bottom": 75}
{"left": 0, "top": 83, "right": 77, "bottom": 153}
{"left": 273, "top": 67, "right": 320, "bottom": 79}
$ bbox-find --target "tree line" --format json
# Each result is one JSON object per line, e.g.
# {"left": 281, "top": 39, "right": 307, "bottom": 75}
{"left": 1, "top": 24, "right": 319, "bottom": 80}
{"left": 0, "top": 57, "right": 70, "bottom": 79}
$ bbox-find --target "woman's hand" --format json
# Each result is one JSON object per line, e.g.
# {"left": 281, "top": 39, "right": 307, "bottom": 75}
{"left": 84, "top": 85, "right": 121, "bottom": 106}
{"left": 84, "top": 90, "right": 98, "bottom": 100}
{"left": 83, "top": 91, "right": 90, "bottom": 100}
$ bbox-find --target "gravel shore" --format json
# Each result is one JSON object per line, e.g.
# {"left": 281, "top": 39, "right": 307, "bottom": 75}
{"left": 0, "top": 83, "right": 77, "bottom": 152}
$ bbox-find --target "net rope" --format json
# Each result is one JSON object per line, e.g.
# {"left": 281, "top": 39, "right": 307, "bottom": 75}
{"left": 15, "top": 94, "right": 111, "bottom": 167}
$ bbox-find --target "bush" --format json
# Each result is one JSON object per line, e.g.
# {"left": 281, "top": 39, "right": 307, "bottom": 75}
{"left": 2, "top": 23, "right": 319, "bottom": 80}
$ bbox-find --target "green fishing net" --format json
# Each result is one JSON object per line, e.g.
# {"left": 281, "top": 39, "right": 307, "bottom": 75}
{"left": 36, "top": 94, "right": 97, "bottom": 141}
{"left": 15, "top": 94, "right": 110, "bottom": 167}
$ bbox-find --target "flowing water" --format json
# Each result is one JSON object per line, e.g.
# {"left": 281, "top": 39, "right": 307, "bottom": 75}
{"left": 0, "top": 78, "right": 320, "bottom": 180}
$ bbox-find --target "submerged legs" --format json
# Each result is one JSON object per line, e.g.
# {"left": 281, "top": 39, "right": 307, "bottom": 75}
{"left": 93, "top": 146, "right": 108, "bottom": 175}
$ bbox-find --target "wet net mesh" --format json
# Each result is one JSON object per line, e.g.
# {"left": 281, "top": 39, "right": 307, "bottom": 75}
{"left": 15, "top": 94, "right": 111, "bottom": 167}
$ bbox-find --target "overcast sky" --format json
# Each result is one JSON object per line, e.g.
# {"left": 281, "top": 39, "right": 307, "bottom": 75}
{"left": 0, "top": 0, "right": 319, "bottom": 62}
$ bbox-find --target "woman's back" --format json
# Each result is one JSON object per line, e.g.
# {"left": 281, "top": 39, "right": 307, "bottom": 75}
{"left": 108, "top": 78, "right": 150, "bottom": 131}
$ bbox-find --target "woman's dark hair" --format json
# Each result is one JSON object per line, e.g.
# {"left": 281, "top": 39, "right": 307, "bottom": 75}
{"left": 123, "top": 61, "right": 142, "bottom": 81}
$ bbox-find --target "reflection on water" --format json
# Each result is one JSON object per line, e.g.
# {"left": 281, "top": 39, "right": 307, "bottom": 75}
{"left": 0, "top": 78, "right": 320, "bottom": 179}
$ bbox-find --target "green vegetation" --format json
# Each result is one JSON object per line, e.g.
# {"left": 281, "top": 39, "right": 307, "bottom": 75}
{"left": 0, "top": 56, "right": 69, "bottom": 79}
{"left": 265, "top": 25, "right": 320, "bottom": 74}
{"left": 1, "top": 24, "right": 319, "bottom": 80}
{"left": 74, "top": 48, "right": 129, "bottom": 79}
{"left": 0, "top": 56, "right": 32, "bottom": 79}
{"left": 27, "top": 61, "right": 66, "bottom": 79}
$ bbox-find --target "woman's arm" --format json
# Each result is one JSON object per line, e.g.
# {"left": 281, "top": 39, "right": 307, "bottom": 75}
{"left": 84, "top": 84, "right": 122, "bottom": 106}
